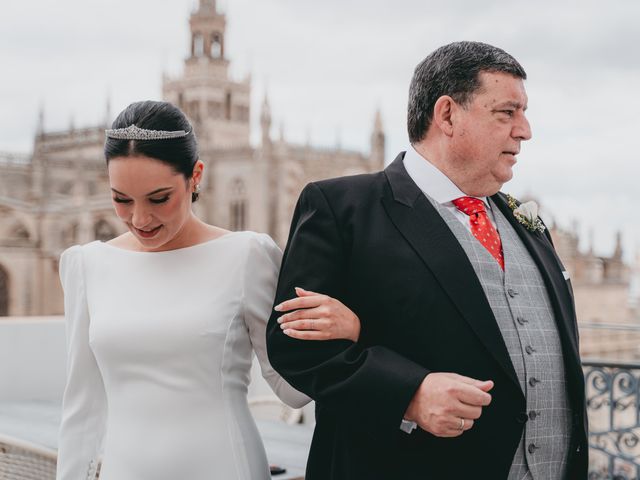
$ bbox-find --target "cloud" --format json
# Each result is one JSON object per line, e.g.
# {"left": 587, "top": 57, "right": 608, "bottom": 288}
{"left": 0, "top": 0, "right": 637, "bottom": 260}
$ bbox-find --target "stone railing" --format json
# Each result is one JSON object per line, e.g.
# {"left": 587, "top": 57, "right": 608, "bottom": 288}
{"left": 0, "top": 152, "right": 30, "bottom": 165}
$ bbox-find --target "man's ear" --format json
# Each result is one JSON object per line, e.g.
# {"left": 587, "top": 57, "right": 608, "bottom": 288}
{"left": 432, "top": 96, "right": 456, "bottom": 137}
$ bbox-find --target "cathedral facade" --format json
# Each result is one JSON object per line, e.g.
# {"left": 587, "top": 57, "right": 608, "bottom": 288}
{"left": 0, "top": 0, "right": 385, "bottom": 317}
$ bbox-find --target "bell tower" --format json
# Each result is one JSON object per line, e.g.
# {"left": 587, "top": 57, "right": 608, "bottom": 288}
{"left": 189, "top": 0, "right": 226, "bottom": 63}
{"left": 163, "top": 0, "right": 251, "bottom": 149}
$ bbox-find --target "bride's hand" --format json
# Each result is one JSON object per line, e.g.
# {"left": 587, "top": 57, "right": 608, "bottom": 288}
{"left": 274, "top": 287, "right": 361, "bottom": 342}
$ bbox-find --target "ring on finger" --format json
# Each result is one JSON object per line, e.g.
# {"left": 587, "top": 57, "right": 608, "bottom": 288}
{"left": 459, "top": 418, "right": 465, "bottom": 431}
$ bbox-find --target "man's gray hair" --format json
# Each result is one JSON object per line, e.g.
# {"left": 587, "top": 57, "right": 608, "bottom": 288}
{"left": 407, "top": 41, "right": 526, "bottom": 143}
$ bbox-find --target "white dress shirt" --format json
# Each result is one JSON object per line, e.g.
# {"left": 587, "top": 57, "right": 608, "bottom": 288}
{"left": 402, "top": 145, "right": 498, "bottom": 230}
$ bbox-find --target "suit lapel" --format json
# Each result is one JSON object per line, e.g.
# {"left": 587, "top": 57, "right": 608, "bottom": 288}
{"left": 382, "top": 154, "right": 521, "bottom": 390}
{"left": 491, "top": 193, "right": 582, "bottom": 368}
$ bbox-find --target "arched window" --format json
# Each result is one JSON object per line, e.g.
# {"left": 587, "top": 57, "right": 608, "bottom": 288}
{"left": 189, "top": 100, "right": 201, "bottom": 123}
{"left": 10, "top": 222, "right": 30, "bottom": 241}
{"left": 229, "top": 179, "right": 247, "bottom": 231}
{"left": 61, "top": 223, "right": 78, "bottom": 247}
{"left": 211, "top": 34, "right": 222, "bottom": 58}
{"left": 193, "top": 33, "right": 204, "bottom": 57}
{"left": 94, "top": 219, "right": 116, "bottom": 242}
{"left": 57, "top": 180, "right": 74, "bottom": 195}
{"left": 0, "top": 265, "right": 9, "bottom": 316}
{"left": 225, "top": 92, "right": 232, "bottom": 120}
{"left": 208, "top": 101, "right": 222, "bottom": 119}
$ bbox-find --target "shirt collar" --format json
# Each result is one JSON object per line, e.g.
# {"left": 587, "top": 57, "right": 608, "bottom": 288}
{"left": 402, "top": 145, "right": 489, "bottom": 207}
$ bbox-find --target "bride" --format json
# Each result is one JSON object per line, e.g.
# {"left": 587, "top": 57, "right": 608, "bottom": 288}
{"left": 56, "top": 100, "right": 361, "bottom": 480}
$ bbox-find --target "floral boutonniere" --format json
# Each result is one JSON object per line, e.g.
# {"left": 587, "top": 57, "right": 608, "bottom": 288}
{"left": 507, "top": 194, "right": 546, "bottom": 233}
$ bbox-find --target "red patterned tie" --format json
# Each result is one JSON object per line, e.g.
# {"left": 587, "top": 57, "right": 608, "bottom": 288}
{"left": 452, "top": 197, "right": 504, "bottom": 270}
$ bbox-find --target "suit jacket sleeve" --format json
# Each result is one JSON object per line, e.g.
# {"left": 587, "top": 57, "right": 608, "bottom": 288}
{"left": 266, "top": 182, "right": 429, "bottom": 431}
{"left": 56, "top": 246, "right": 106, "bottom": 480}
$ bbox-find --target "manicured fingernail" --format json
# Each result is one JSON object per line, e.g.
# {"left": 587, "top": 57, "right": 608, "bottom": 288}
{"left": 295, "top": 286, "right": 303, "bottom": 292}
{"left": 277, "top": 316, "right": 283, "bottom": 324}
{"left": 274, "top": 304, "right": 283, "bottom": 311}
{"left": 283, "top": 329, "right": 291, "bottom": 336}
{"left": 280, "top": 323, "right": 286, "bottom": 329}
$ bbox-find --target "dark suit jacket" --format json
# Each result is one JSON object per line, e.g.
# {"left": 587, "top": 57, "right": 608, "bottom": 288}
{"left": 266, "top": 153, "right": 588, "bottom": 479}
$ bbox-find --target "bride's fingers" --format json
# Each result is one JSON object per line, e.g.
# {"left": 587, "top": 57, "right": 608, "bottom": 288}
{"left": 294, "top": 286, "right": 319, "bottom": 297}
{"left": 277, "top": 306, "right": 325, "bottom": 324}
{"left": 280, "top": 318, "right": 328, "bottom": 332}
{"left": 274, "top": 294, "right": 326, "bottom": 312}
{"left": 283, "top": 325, "right": 332, "bottom": 341}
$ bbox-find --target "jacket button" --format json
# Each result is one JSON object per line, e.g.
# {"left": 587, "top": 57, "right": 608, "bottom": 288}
{"left": 517, "top": 317, "right": 528, "bottom": 325}
{"left": 528, "top": 410, "right": 538, "bottom": 420}
{"left": 529, "top": 377, "right": 540, "bottom": 387}
{"left": 525, "top": 345, "right": 535, "bottom": 355}
{"left": 516, "top": 412, "right": 528, "bottom": 424}
{"left": 508, "top": 288, "right": 518, "bottom": 298}
{"left": 528, "top": 443, "right": 538, "bottom": 454}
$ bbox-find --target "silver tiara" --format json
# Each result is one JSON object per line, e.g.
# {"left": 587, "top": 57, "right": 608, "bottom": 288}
{"left": 105, "top": 124, "right": 190, "bottom": 141}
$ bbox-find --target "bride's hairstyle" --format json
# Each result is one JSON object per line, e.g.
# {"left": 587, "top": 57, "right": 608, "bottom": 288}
{"left": 104, "top": 100, "right": 201, "bottom": 201}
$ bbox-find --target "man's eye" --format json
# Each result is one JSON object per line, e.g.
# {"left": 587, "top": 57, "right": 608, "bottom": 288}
{"left": 113, "top": 197, "right": 131, "bottom": 204}
{"left": 501, "top": 110, "right": 514, "bottom": 117}
{"left": 150, "top": 196, "right": 170, "bottom": 204}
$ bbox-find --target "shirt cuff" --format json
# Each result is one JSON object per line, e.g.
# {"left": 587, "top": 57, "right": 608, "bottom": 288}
{"left": 400, "top": 419, "right": 417, "bottom": 434}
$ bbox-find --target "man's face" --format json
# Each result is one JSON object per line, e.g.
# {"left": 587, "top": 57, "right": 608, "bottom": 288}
{"left": 449, "top": 71, "right": 532, "bottom": 196}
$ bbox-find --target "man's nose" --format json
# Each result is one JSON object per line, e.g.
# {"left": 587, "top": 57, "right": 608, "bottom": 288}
{"left": 514, "top": 114, "right": 532, "bottom": 141}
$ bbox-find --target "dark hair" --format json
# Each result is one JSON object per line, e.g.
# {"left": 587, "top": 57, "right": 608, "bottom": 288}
{"left": 407, "top": 41, "right": 527, "bottom": 143}
{"left": 104, "top": 100, "right": 200, "bottom": 202}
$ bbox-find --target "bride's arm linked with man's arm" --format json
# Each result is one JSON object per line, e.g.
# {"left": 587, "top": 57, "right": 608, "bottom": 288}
{"left": 242, "top": 233, "right": 362, "bottom": 409}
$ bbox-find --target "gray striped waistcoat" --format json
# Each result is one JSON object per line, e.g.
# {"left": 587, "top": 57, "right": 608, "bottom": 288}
{"left": 429, "top": 197, "right": 573, "bottom": 480}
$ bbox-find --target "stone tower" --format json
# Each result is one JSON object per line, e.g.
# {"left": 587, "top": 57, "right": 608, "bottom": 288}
{"left": 162, "top": 0, "right": 251, "bottom": 149}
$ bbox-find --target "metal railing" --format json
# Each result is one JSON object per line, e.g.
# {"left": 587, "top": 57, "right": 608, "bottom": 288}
{"left": 584, "top": 360, "right": 640, "bottom": 479}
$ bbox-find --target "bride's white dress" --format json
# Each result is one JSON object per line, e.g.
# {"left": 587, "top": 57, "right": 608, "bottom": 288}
{"left": 56, "top": 231, "right": 309, "bottom": 480}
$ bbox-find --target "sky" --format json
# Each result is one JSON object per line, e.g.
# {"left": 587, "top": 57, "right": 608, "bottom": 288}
{"left": 1, "top": 0, "right": 638, "bottom": 262}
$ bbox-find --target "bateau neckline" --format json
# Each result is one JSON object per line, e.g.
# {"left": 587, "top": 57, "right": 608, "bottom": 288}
{"left": 97, "top": 231, "right": 244, "bottom": 254}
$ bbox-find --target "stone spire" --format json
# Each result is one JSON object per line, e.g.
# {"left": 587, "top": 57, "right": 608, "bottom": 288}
{"left": 36, "top": 103, "right": 45, "bottom": 136}
{"left": 613, "top": 231, "right": 623, "bottom": 260}
{"left": 305, "top": 127, "right": 311, "bottom": 148}
{"left": 373, "top": 108, "right": 383, "bottom": 132}
{"left": 260, "top": 93, "right": 272, "bottom": 146}
{"left": 105, "top": 93, "right": 112, "bottom": 127}
{"left": 370, "top": 108, "right": 385, "bottom": 168}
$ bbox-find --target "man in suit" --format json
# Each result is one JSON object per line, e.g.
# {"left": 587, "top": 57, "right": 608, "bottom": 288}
{"left": 266, "top": 41, "right": 587, "bottom": 479}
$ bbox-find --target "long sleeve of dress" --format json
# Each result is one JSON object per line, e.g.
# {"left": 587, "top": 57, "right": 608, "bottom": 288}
{"left": 56, "top": 246, "right": 108, "bottom": 480}
{"left": 243, "top": 234, "right": 310, "bottom": 409}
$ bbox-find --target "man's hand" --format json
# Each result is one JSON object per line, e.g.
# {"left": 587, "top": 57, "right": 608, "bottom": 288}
{"left": 275, "top": 287, "right": 361, "bottom": 342}
{"left": 404, "top": 372, "right": 493, "bottom": 437}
